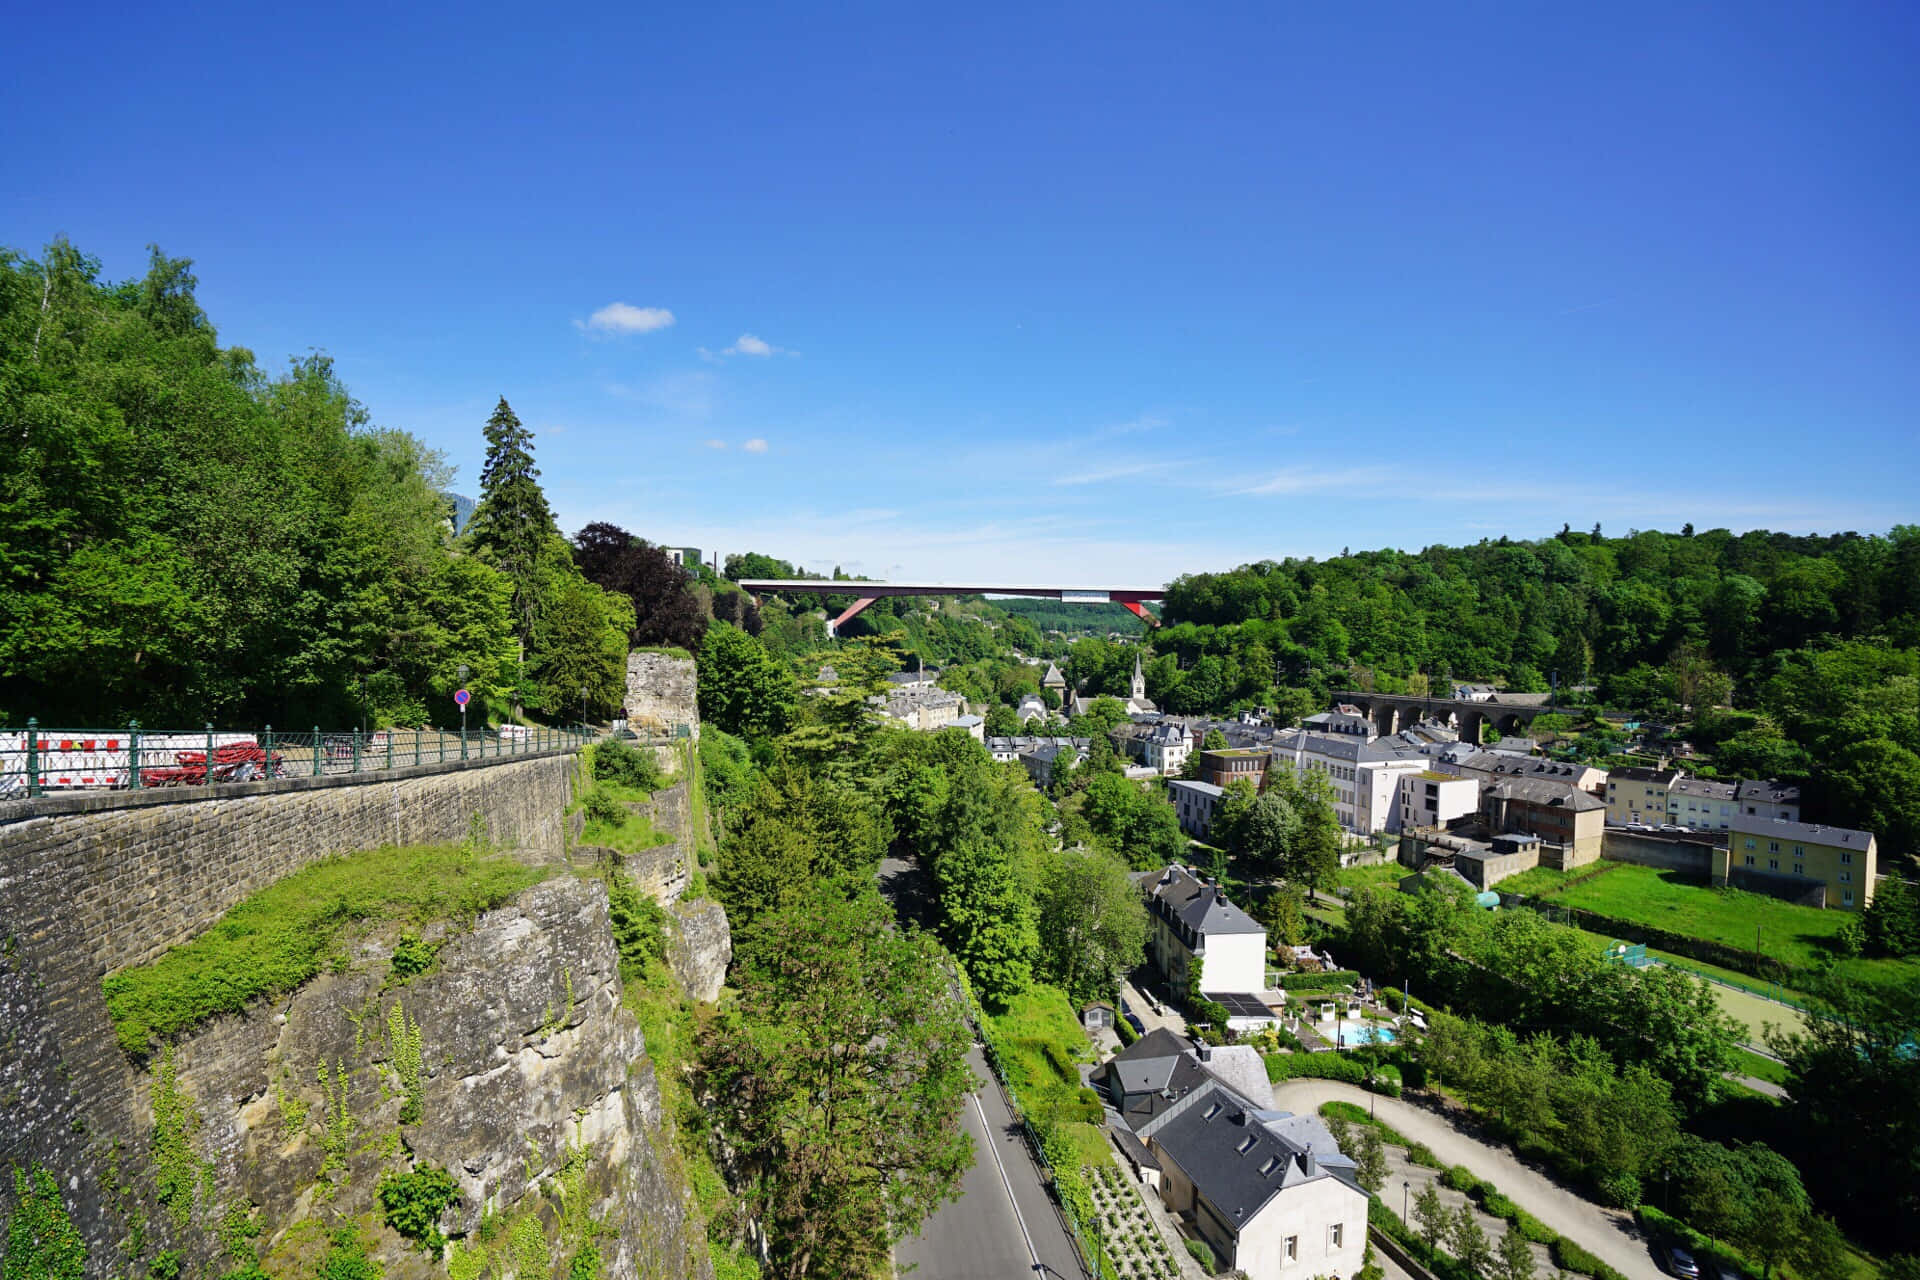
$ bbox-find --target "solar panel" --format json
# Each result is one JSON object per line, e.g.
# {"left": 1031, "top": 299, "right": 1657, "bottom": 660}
{"left": 1205, "top": 992, "right": 1277, "bottom": 1018}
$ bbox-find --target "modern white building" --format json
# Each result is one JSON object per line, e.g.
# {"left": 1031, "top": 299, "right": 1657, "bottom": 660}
{"left": 1396, "top": 770, "right": 1481, "bottom": 831}
{"left": 1267, "top": 729, "right": 1428, "bottom": 835}
{"left": 1142, "top": 865, "right": 1268, "bottom": 996}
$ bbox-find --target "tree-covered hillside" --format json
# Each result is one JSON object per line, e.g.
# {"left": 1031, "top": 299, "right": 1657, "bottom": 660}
{"left": 0, "top": 241, "right": 636, "bottom": 728}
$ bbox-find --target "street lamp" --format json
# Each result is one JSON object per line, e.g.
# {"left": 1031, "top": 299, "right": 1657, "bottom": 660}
{"left": 1402, "top": 1180, "right": 1410, "bottom": 1230}
{"left": 457, "top": 663, "right": 469, "bottom": 760}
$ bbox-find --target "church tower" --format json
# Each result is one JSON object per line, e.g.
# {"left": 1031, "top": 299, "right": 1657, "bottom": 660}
{"left": 1131, "top": 652, "right": 1147, "bottom": 702}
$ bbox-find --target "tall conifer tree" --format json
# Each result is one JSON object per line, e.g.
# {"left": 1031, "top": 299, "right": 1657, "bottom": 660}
{"left": 464, "top": 397, "right": 557, "bottom": 645}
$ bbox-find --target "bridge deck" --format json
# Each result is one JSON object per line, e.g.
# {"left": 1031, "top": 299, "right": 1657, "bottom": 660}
{"left": 736, "top": 580, "right": 1163, "bottom": 599}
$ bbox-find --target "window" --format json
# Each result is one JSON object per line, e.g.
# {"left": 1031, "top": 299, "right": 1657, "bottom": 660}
{"left": 1330, "top": 1224, "right": 1345, "bottom": 1249}
{"left": 1744, "top": 838, "right": 1757, "bottom": 850}
{"left": 1793, "top": 845, "right": 1805, "bottom": 858}
{"left": 1840, "top": 870, "right": 1851, "bottom": 883}
{"left": 1841, "top": 851, "right": 1853, "bottom": 864}
{"left": 1285, "top": 1236, "right": 1298, "bottom": 1262}
{"left": 1768, "top": 840, "right": 1780, "bottom": 854}
{"left": 1794, "top": 863, "right": 1804, "bottom": 875}
{"left": 1744, "top": 855, "right": 1755, "bottom": 866}
{"left": 1844, "top": 890, "right": 1855, "bottom": 906}
{"left": 1769, "top": 859, "right": 1779, "bottom": 870}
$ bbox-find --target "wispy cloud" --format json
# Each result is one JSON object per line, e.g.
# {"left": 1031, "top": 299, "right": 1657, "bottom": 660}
{"left": 1053, "top": 459, "right": 1184, "bottom": 486}
{"left": 1231, "top": 465, "right": 1385, "bottom": 496}
{"left": 607, "top": 370, "right": 715, "bottom": 419}
{"left": 703, "top": 439, "right": 728, "bottom": 450}
{"left": 577, "top": 302, "right": 675, "bottom": 335}
{"left": 742, "top": 438, "right": 769, "bottom": 454}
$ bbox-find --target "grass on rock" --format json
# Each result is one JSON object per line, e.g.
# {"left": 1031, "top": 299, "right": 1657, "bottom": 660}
{"left": 103, "top": 842, "right": 546, "bottom": 1056}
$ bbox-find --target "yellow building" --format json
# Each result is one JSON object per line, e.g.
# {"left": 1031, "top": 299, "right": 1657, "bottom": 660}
{"left": 1604, "top": 766, "right": 1678, "bottom": 826}
{"left": 1715, "top": 814, "right": 1877, "bottom": 910}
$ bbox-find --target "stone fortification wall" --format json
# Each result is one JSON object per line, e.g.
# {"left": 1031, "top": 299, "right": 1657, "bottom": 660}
{"left": 623, "top": 652, "right": 699, "bottom": 737}
{"left": 0, "top": 753, "right": 577, "bottom": 1268}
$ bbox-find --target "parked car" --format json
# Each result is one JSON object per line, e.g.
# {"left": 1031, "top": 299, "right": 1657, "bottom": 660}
{"left": 1657, "top": 1242, "right": 1701, "bottom": 1280}
{"left": 1706, "top": 1261, "right": 1744, "bottom": 1280}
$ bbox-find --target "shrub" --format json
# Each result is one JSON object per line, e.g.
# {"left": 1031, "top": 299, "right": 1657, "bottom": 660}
{"left": 1115, "top": 1014, "right": 1138, "bottom": 1046}
{"left": 316, "top": 1227, "right": 383, "bottom": 1280}
{"left": 1596, "top": 1170, "right": 1642, "bottom": 1209}
{"left": 1184, "top": 1238, "right": 1216, "bottom": 1272}
{"left": 1551, "top": 1236, "right": 1628, "bottom": 1280}
{"left": 1405, "top": 1143, "right": 1443, "bottom": 1168}
{"left": 593, "top": 738, "right": 664, "bottom": 792}
{"left": 378, "top": 1166, "right": 460, "bottom": 1258}
{"left": 605, "top": 872, "right": 667, "bottom": 981}
{"left": 388, "top": 932, "right": 440, "bottom": 982}
{"left": 1441, "top": 1165, "right": 1479, "bottom": 1193}
{"left": 1482, "top": 1190, "right": 1519, "bottom": 1219}
{"left": 582, "top": 787, "right": 625, "bottom": 828}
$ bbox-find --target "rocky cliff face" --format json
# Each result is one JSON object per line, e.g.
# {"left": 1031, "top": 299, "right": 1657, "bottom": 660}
{"left": 125, "top": 877, "right": 712, "bottom": 1280}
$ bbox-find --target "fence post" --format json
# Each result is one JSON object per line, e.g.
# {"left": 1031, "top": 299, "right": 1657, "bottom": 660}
{"left": 313, "top": 726, "right": 322, "bottom": 777}
{"left": 414, "top": 727, "right": 421, "bottom": 768}
{"left": 25, "top": 717, "right": 39, "bottom": 798}
{"left": 205, "top": 723, "right": 215, "bottom": 787}
{"left": 263, "top": 724, "right": 272, "bottom": 781}
{"left": 385, "top": 732, "right": 393, "bottom": 772}
{"left": 129, "top": 719, "right": 142, "bottom": 790}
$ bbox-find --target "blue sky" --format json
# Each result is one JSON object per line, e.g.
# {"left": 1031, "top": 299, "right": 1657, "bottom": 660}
{"left": 6, "top": 2, "right": 1916, "bottom": 584}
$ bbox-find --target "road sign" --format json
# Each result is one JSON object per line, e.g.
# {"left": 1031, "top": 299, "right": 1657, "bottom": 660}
{"left": 453, "top": 688, "right": 471, "bottom": 707}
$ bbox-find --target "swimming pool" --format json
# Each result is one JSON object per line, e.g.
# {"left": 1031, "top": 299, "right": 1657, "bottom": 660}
{"left": 1329, "top": 1020, "right": 1396, "bottom": 1047}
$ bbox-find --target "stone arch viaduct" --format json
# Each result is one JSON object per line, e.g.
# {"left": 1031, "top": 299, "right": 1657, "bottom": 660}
{"left": 1331, "top": 690, "right": 1558, "bottom": 742}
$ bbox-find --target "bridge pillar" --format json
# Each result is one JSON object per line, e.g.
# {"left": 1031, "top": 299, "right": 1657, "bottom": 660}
{"left": 1460, "top": 710, "right": 1486, "bottom": 745}
{"left": 825, "top": 596, "right": 879, "bottom": 639}
{"left": 1371, "top": 702, "right": 1396, "bottom": 738}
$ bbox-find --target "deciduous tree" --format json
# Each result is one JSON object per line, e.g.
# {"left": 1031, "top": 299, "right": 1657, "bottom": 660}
{"left": 701, "top": 887, "right": 973, "bottom": 1280}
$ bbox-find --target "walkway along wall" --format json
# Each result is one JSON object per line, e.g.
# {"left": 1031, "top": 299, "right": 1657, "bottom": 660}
{"left": 0, "top": 750, "right": 578, "bottom": 1261}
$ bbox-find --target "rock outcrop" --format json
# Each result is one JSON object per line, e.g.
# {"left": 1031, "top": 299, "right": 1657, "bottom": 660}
{"left": 667, "top": 898, "right": 732, "bottom": 1005}
{"left": 154, "top": 877, "right": 711, "bottom": 1280}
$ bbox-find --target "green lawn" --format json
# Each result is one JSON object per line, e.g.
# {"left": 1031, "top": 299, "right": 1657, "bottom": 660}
{"left": 1728, "top": 1046, "right": 1789, "bottom": 1086}
{"left": 1494, "top": 865, "right": 1583, "bottom": 897}
{"left": 1536, "top": 863, "right": 1850, "bottom": 970}
{"left": 1332, "top": 862, "right": 1405, "bottom": 893}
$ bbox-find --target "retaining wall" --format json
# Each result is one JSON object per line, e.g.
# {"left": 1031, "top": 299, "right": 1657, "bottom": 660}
{"left": 1599, "top": 829, "right": 1718, "bottom": 875}
{"left": 0, "top": 750, "right": 579, "bottom": 1225}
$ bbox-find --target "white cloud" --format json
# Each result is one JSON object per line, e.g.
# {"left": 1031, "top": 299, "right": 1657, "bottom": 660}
{"left": 742, "top": 438, "right": 769, "bottom": 453}
{"left": 704, "top": 439, "right": 728, "bottom": 450}
{"left": 579, "top": 302, "right": 675, "bottom": 335}
{"left": 702, "top": 334, "right": 794, "bottom": 359}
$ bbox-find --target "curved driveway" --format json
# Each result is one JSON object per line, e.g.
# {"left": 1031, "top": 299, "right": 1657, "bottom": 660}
{"left": 1269, "top": 1080, "right": 1662, "bottom": 1280}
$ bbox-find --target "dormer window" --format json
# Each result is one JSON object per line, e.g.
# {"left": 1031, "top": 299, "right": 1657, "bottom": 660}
{"left": 1203, "top": 1101, "right": 1222, "bottom": 1120}
{"left": 1260, "top": 1156, "right": 1281, "bottom": 1176}
{"left": 1236, "top": 1135, "right": 1258, "bottom": 1154}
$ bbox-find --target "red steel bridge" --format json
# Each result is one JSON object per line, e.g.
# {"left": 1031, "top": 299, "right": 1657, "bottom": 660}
{"left": 736, "top": 580, "right": 1165, "bottom": 637}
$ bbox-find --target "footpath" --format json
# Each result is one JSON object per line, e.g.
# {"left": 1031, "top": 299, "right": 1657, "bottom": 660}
{"left": 1269, "top": 1080, "right": 1664, "bottom": 1280}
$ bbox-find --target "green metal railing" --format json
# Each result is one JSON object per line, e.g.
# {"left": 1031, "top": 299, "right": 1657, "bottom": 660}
{"left": 0, "top": 719, "right": 597, "bottom": 801}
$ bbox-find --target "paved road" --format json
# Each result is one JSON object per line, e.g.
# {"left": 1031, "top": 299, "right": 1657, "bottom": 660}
{"left": 1269, "top": 1080, "right": 1664, "bottom": 1280}
{"left": 896, "top": 1043, "right": 1087, "bottom": 1280}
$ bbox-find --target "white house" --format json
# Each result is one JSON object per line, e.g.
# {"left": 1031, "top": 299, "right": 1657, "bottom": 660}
{"left": 1142, "top": 865, "right": 1267, "bottom": 996}
{"left": 1095, "top": 1034, "right": 1368, "bottom": 1280}
{"left": 1016, "top": 693, "right": 1048, "bottom": 723}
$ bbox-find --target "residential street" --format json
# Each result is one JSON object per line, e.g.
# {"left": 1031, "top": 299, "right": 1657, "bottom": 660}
{"left": 1269, "top": 1080, "right": 1664, "bottom": 1280}
{"left": 895, "top": 1043, "right": 1087, "bottom": 1280}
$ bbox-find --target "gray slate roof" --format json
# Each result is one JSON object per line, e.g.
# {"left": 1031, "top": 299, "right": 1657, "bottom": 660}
{"left": 1149, "top": 865, "right": 1265, "bottom": 936}
{"left": 1729, "top": 813, "right": 1874, "bottom": 847}
{"left": 1143, "top": 1082, "right": 1356, "bottom": 1233}
{"left": 1486, "top": 777, "right": 1605, "bottom": 810}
